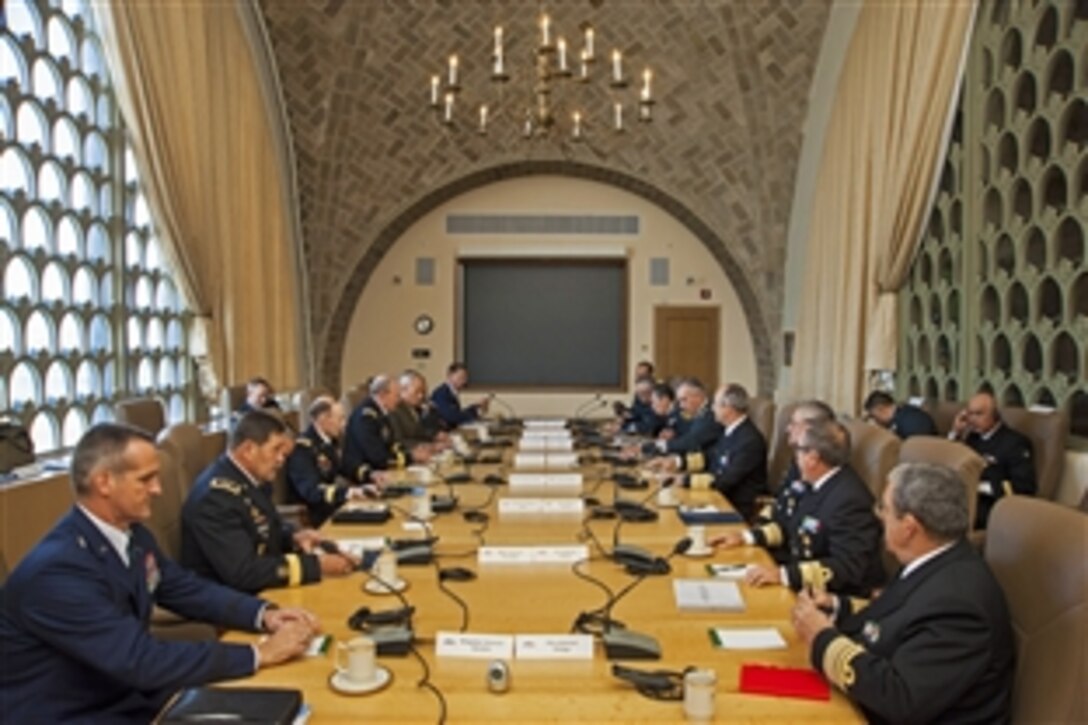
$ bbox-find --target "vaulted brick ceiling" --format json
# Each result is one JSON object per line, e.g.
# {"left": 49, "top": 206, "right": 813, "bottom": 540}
{"left": 258, "top": 0, "right": 832, "bottom": 389}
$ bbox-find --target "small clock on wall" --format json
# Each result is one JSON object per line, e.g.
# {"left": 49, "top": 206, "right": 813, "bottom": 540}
{"left": 413, "top": 314, "right": 434, "bottom": 335}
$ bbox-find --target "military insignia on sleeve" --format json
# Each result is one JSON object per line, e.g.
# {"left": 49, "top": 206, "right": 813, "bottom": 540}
{"left": 862, "top": 620, "right": 881, "bottom": 644}
{"left": 790, "top": 480, "right": 806, "bottom": 494}
{"left": 801, "top": 516, "right": 822, "bottom": 534}
{"left": 144, "top": 551, "right": 161, "bottom": 594}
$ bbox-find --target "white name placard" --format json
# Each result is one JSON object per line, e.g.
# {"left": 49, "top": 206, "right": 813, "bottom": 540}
{"left": 518, "top": 438, "right": 574, "bottom": 452}
{"left": 523, "top": 419, "right": 568, "bottom": 429}
{"left": 514, "top": 452, "right": 580, "bottom": 469}
{"left": 478, "top": 545, "right": 589, "bottom": 565}
{"left": 498, "top": 498, "right": 585, "bottom": 515}
{"left": 435, "top": 632, "right": 515, "bottom": 659}
{"left": 508, "top": 472, "right": 585, "bottom": 487}
{"left": 515, "top": 634, "right": 594, "bottom": 660}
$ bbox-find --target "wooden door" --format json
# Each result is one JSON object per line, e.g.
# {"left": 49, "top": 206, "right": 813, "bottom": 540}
{"left": 653, "top": 306, "right": 720, "bottom": 390}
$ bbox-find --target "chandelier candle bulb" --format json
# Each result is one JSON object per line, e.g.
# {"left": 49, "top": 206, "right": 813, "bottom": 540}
{"left": 493, "top": 26, "right": 505, "bottom": 75}
{"left": 614, "top": 102, "right": 624, "bottom": 131}
{"left": 579, "top": 48, "right": 590, "bottom": 80}
{"left": 540, "top": 13, "right": 551, "bottom": 48}
{"left": 479, "top": 104, "right": 489, "bottom": 134}
{"left": 557, "top": 38, "right": 568, "bottom": 73}
{"left": 448, "top": 54, "right": 459, "bottom": 87}
{"left": 572, "top": 110, "right": 583, "bottom": 139}
{"left": 612, "top": 49, "right": 623, "bottom": 83}
{"left": 429, "top": 75, "right": 440, "bottom": 106}
{"left": 444, "top": 92, "right": 454, "bottom": 124}
{"left": 641, "top": 68, "right": 652, "bottom": 100}
{"left": 584, "top": 26, "right": 595, "bottom": 60}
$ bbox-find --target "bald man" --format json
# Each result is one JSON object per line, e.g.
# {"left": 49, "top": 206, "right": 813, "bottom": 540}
{"left": 949, "top": 391, "right": 1035, "bottom": 528}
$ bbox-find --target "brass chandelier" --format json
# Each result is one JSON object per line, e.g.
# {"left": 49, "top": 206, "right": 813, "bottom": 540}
{"left": 427, "top": 9, "right": 656, "bottom": 140}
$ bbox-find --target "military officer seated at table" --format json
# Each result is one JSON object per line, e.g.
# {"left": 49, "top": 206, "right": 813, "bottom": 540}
{"left": 181, "top": 411, "right": 356, "bottom": 593}
{"left": 234, "top": 375, "right": 282, "bottom": 416}
{"left": 430, "top": 361, "right": 490, "bottom": 428}
{"left": 614, "top": 375, "right": 658, "bottom": 435}
{"left": 624, "top": 378, "right": 721, "bottom": 459}
{"left": 758, "top": 399, "right": 838, "bottom": 520}
{"left": 862, "top": 390, "right": 937, "bottom": 439}
{"left": 947, "top": 390, "right": 1036, "bottom": 529}
{"left": 650, "top": 383, "right": 768, "bottom": 520}
{"left": 389, "top": 369, "right": 448, "bottom": 454}
{"left": 343, "top": 374, "right": 430, "bottom": 484}
{"left": 285, "top": 395, "right": 371, "bottom": 527}
{"left": 791, "top": 462, "right": 1015, "bottom": 723}
{"left": 713, "top": 419, "right": 885, "bottom": 596}
{"left": 0, "top": 423, "right": 318, "bottom": 723}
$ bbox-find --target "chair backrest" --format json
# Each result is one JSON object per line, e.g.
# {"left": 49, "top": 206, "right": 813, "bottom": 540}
{"left": 220, "top": 384, "right": 247, "bottom": 415}
{"left": 341, "top": 385, "right": 367, "bottom": 415}
{"left": 114, "top": 397, "right": 166, "bottom": 437}
{"left": 767, "top": 401, "right": 800, "bottom": 492}
{"left": 920, "top": 399, "right": 962, "bottom": 436}
{"left": 747, "top": 397, "right": 776, "bottom": 451}
{"left": 999, "top": 406, "right": 1069, "bottom": 501}
{"left": 0, "top": 472, "right": 73, "bottom": 571}
{"left": 984, "top": 496, "right": 1087, "bottom": 724}
{"left": 157, "top": 423, "right": 222, "bottom": 498}
{"left": 899, "top": 437, "right": 985, "bottom": 531}
{"left": 842, "top": 418, "right": 901, "bottom": 501}
{"left": 147, "top": 445, "right": 186, "bottom": 559}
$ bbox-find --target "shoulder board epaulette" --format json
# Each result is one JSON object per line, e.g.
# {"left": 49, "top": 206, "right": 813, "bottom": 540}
{"left": 363, "top": 408, "right": 379, "bottom": 419}
{"left": 295, "top": 437, "right": 313, "bottom": 447}
{"left": 209, "top": 478, "right": 243, "bottom": 496}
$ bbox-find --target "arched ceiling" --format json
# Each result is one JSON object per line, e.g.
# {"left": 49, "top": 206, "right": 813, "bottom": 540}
{"left": 257, "top": 0, "right": 833, "bottom": 387}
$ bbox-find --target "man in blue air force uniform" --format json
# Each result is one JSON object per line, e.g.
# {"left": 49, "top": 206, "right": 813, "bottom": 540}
{"left": 0, "top": 423, "right": 317, "bottom": 723}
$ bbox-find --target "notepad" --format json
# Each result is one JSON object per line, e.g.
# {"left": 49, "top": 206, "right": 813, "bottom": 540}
{"left": 738, "top": 664, "right": 830, "bottom": 701}
{"left": 673, "top": 579, "right": 746, "bottom": 612}
{"left": 709, "top": 627, "right": 787, "bottom": 650}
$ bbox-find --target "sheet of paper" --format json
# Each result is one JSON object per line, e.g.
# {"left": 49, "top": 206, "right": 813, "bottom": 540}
{"left": 672, "top": 579, "right": 746, "bottom": 612}
{"left": 478, "top": 545, "right": 589, "bottom": 565}
{"left": 515, "top": 634, "right": 594, "bottom": 660}
{"left": 523, "top": 419, "right": 567, "bottom": 429}
{"left": 334, "top": 537, "right": 388, "bottom": 557}
{"left": 435, "top": 632, "right": 515, "bottom": 659}
{"left": 710, "top": 627, "right": 787, "bottom": 650}
{"left": 498, "top": 498, "right": 585, "bottom": 515}
{"left": 514, "top": 453, "right": 548, "bottom": 469}
{"left": 509, "top": 472, "right": 548, "bottom": 486}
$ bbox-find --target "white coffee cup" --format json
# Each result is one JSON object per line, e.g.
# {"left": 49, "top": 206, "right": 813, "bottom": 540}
{"left": 408, "top": 465, "right": 434, "bottom": 483}
{"left": 413, "top": 490, "right": 433, "bottom": 520}
{"left": 336, "top": 636, "right": 377, "bottom": 685}
{"left": 657, "top": 486, "right": 678, "bottom": 507}
{"left": 683, "top": 668, "right": 717, "bottom": 720}
{"left": 687, "top": 525, "right": 707, "bottom": 551}
{"left": 375, "top": 549, "right": 398, "bottom": 584}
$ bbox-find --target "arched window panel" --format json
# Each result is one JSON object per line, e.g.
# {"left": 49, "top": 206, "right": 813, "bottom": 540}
{"left": 169, "top": 393, "right": 185, "bottom": 423}
{"left": 4, "top": 254, "right": 37, "bottom": 299}
{"left": 125, "top": 231, "right": 144, "bottom": 269}
{"left": 133, "top": 275, "right": 153, "bottom": 309}
{"left": 30, "top": 412, "right": 58, "bottom": 452}
{"left": 83, "top": 131, "right": 109, "bottom": 173}
{"left": 6, "top": 0, "right": 44, "bottom": 49}
{"left": 44, "top": 360, "right": 72, "bottom": 403}
{"left": 53, "top": 116, "right": 81, "bottom": 162}
{"left": 26, "top": 309, "right": 55, "bottom": 353}
{"left": 17, "top": 101, "right": 48, "bottom": 149}
{"left": 70, "top": 171, "right": 96, "bottom": 215}
{"left": 10, "top": 361, "right": 41, "bottom": 407}
{"left": 41, "top": 261, "right": 69, "bottom": 303}
{"left": 58, "top": 311, "right": 82, "bottom": 352}
{"left": 88, "top": 313, "right": 110, "bottom": 352}
{"left": 0, "top": 199, "right": 16, "bottom": 246}
{"left": 31, "top": 57, "right": 62, "bottom": 105}
{"left": 91, "top": 403, "right": 111, "bottom": 424}
{"left": 98, "top": 180, "right": 112, "bottom": 218}
{"left": 0, "top": 376, "right": 6, "bottom": 410}
{"left": 146, "top": 236, "right": 164, "bottom": 271}
{"left": 66, "top": 76, "right": 93, "bottom": 120}
{"left": 56, "top": 214, "right": 81, "bottom": 256}
{"left": 38, "top": 160, "right": 67, "bottom": 204}
{"left": 102, "top": 360, "right": 115, "bottom": 398}
{"left": 80, "top": 36, "right": 104, "bottom": 79}
{"left": 46, "top": 15, "right": 76, "bottom": 64}
{"left": 72, "top": 265, "right": 96, "bottom": 305}
{"left": 146, "top": 317, "right": 164, "bottom": 350}
{"left": 76, "top": 359, "right": 99, "bottom": 399}
{"left": 0, "top": 147, "right": 34, "bottom": 195}
{"left": 155, "top": 278, "right": 178, "bottom": 312}
{"left": 126, "top": 316, "right": 143, "bottom": 351}
{"left": 22, "top": 205, "right": 51, "bottom": 252}
{"left": 131, "top": 193, "right": 151, "bottom": 229}
{"left": 0, "top": 95, "right": 13, "bottom": 140}
{"left": 0, "top": 36, "right": 29, "bottom": 88}
{"left": 166, "top": 319, "right": 183, "bottom": 351}
{"left": 158, "top": 357, "right": 175, "bottom": 388}
{"left": 136, "top": 357, "right": 154, "bottom": 392}
{"left": 174, "top": 355, "right": 189, "bottom": 384}
{"left": 123, "top": 146, "right": 139, "bottom": 185}
{"left": 61, "top": 408, "right": 87, "bottom": 448}
{"left": 61, "top": 0, "right": 92, "bottom": 23}
{"left": 86, "top": 222, "right": 109, "bottom": 262}
{"left": 0, "top": 309, "right": 19, "bottom": 355}
{"left": 99, "top": 270, "right": 113, "bottom": 305}
{"left": 96, "top": 93, "right": 111, "bottom": 127}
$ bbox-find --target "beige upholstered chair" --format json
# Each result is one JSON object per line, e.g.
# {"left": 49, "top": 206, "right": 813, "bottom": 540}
{"left": 899, "top": 437, "right": 986, "bottom": 534}
{"left": 766, "top": 401, "right": 799, "bottom": 493}
{"left": 114, "top": 397, "right": 166, "bottom": 437}
{"left": 340, "top": 385, "right": 367, "bottom": 415}
{"left": 999, "top": 406, "right": 1069, "bottom": 501}
{"left": 842, "top": 418, "right": 901, "bottom": 501}
{"left": 220, "top": 384, "right": 247, "bottom": 416}
{"left": 921, "top": 399, "right": 962, "bottom": 436}
{"left": 747, "top": 396, "right": 776, "bottom": 451}
{"left": 985, "top": 497, "right": 1087, "bottom": 724}
{"left": 157, "top": 423, "right": 222, "bottom": 498}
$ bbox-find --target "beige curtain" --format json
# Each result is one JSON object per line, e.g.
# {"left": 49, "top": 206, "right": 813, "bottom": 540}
{"left": 790, "top": 0, "right": 975, "bottom": 414}
{"left": 93, "top": 1, "right": 302, "bottom": 397}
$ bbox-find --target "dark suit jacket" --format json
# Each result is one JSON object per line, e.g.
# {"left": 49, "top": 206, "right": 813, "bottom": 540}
{"left": 621, "top": 398, "right": 658, "bottom": 435}
{"left": 0, "top": 508, "right": 263, "bottom": 723}
{"left": 430, "top": 382, "right": 481, "bottom": 427}
{"left": 889, "top": 405, "right": 938, "bottom": 439}
{"left": 751, "top": 466, "right": 885, "bottom": 596}
{"left": 683, "top": 417, "right": 768, "bottom": 520}
{"left": 342, "top": 398, "right": 405, "bottom": 481}
{"left": 642, "top": 405, "right": 721, "bottom": 456}
{"left": 285, "top": 424, "right": 348, "bottom": 527}
{"left": 965, "top": 424, "right": 1036, "bottom": 528}
{"left": 812, "top": 540, "right": 1015, "bottom": 724}
{"left": 181, "top": 455, "right": 321, "bottom": 592}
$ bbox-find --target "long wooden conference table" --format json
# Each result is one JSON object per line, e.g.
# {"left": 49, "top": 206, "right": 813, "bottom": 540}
{"left": 226, "top": 432, "right": 861, "bottom": 723}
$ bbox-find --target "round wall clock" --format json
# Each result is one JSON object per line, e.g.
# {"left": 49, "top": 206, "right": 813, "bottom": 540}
{"left": 414, "top": 314, "right": 434, "bottom": 335}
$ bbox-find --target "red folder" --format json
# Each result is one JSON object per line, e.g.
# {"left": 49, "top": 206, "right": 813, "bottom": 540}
{"left": 738, "top": 664, "right": 831, "bottom": 701}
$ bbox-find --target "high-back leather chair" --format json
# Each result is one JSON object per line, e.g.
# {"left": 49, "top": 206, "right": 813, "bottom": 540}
{"left": 767, "top": 401, "right": 799, "bottom": 492}
{"left": 920, "top": 399, "right": 961, "bottom": 437}
{"left": 747, "top": 396, "right": 776, "bottom": 451}
{"left": 220, "top": 384, "right": 247, "bottom": 416}
{"left": 157, "top": 423, "right": 222, "bottom": 498}
{"left": 341, "top": 385, "right": 367, "bottom": 415}
{"left": 999, "top": 406, "right": 1069, "bottom": 501}
{"left": 985, "top": 497, "right": 1087, "bottom": 724}
{"left": 899, "top": 437, "right": 986, "bottom": 533}
{"left": 114, "top": 398, "right": 166, "bottom": 437}
{"left": 842, "top": 418, "right": 901, "bottom": 501}
{"left": 147, "top": 445, "right": 186, "bottom": 560}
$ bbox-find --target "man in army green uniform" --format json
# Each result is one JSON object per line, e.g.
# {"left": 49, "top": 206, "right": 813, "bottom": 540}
{"left": 181, "top": 411, "right": 356, "bottom": 593}
{"left": 713, "top": 419, "right": 884, "bottom": 596}
{"left": 388, "top": 370, "right": 447, "bottom": 454}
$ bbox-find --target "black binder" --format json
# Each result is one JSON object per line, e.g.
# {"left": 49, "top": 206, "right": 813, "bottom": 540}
{"left": 157, "top": 686, "right": 302, "bottom": 724}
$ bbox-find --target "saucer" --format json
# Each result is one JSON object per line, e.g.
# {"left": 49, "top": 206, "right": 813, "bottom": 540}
{"left": 329, "top": 665, "right": 393, "bottom": 696}
{"left": 656, "top": 498, "right": 680, "bottom": 509}
{"left": 684, "top": 545, "right": 714, "bottom": 558}
{"left": 364, "top": 578, "right": 408, "bottom": 595}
